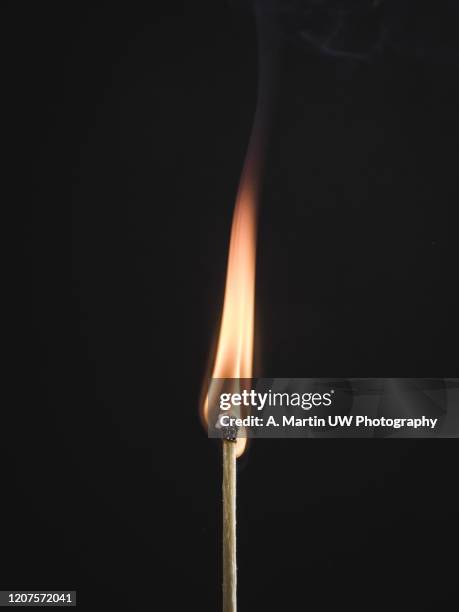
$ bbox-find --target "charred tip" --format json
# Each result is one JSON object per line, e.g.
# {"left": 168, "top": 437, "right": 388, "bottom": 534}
{"left": 222, "top": 425, "right": 239, "bottom": 442}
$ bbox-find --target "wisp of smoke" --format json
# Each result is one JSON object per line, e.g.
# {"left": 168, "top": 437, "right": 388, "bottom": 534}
{"left": 234, "top": 0, "right": 459, "bottom": 63}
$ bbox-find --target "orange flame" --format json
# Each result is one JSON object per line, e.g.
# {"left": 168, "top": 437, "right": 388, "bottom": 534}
{"left": 201, "top": 3, "right": 274, "bottom": 457}
{"left": 203, "top": 154, "right": 260, "bottom": 458}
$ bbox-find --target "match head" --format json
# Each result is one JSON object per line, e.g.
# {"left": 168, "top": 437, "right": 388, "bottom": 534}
{"left": 222, "top": 425, "right": 239, "bottom": 442}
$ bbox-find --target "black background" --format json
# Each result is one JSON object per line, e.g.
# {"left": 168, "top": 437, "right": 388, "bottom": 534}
{"left": 7, "top": 1, "right": 459, "bottom": 610}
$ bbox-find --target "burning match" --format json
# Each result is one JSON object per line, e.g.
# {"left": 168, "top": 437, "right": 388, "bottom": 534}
{"left": 201, "top": 5, "right": 278, "bottom": 610}
{"left": 203, "top": 124, "right": 258, "bottom": 610}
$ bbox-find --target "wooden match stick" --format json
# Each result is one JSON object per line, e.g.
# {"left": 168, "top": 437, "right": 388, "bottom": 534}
{"left": 222, "top": 438, "right": 237, "bottom": 612}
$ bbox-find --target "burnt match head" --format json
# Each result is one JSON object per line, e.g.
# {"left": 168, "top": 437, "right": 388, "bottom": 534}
{"left": 222, "top": 425, "right": 239, "bottom": 443}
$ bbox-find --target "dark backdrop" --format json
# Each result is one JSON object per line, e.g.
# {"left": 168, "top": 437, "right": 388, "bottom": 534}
{"left": 7, "top": 1, "right": 459, "bottom": 611}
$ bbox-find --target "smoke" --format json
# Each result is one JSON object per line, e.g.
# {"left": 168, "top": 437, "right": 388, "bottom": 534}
{"left": 234, "top": 0, "right": 459, "bottom": 63}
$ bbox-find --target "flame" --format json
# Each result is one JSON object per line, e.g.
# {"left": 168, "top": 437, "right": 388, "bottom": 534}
{"left": 203, "top": 157, "right": 259, "bottom": 458}
{"left": 201, "top": 0, "right": 275, "bottom": 457}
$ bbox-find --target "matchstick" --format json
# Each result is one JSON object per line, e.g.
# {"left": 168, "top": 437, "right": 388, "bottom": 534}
{"left": 222, "top": 437, "right": 237, "bottom": 612}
